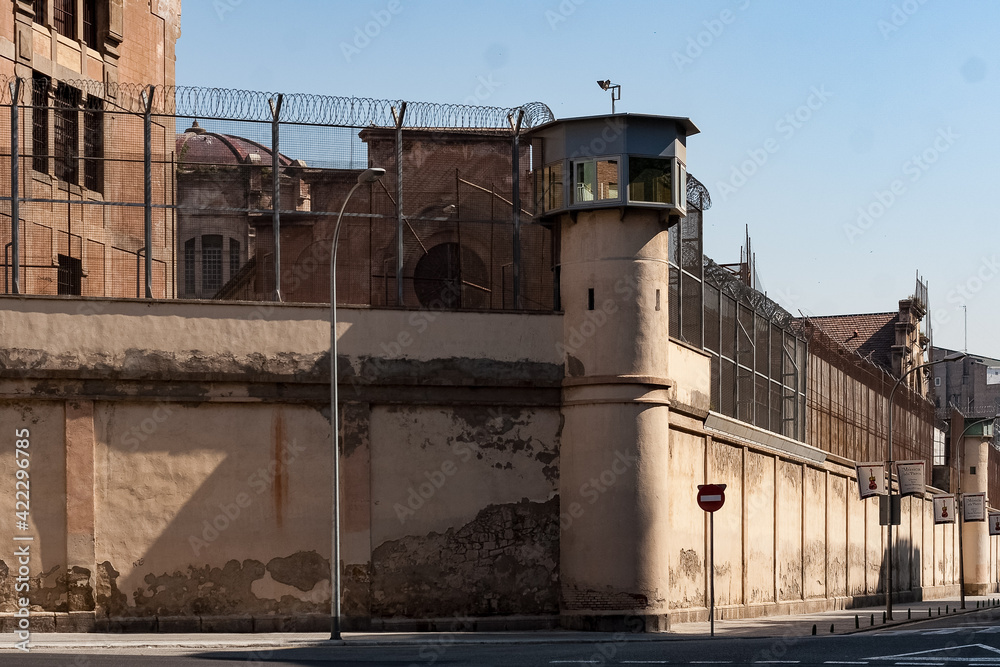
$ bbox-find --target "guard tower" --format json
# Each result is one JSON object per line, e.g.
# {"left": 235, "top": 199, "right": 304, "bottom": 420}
{"left": 528, "top": 113, "right": 699, "bottom": 632}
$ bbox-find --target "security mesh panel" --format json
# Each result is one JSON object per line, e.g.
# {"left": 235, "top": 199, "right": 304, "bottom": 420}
{"left": 0, "top": 77, "right": 556, "bottom": 311}
{"left": 674, "top": 178, "right": 809, "bottom": 442}
{"left": 804, "top": 321, "right": 934, "bottom": 479}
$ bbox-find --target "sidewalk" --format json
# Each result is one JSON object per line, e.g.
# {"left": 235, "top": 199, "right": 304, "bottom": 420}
{"left": 2, "top": 596, "right": 997, "bottom": 651}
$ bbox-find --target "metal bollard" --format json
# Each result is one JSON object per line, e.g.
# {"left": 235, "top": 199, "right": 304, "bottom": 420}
{"left": 855, "top": 614, "right": 859, "bottom": 629}
{"left": 812, "top": 624, "right": 817, "bottom": 635}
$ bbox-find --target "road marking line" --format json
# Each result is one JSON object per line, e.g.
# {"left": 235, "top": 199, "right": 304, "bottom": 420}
{"left": 823, "top": 662, "right": 868, "bottom": 664}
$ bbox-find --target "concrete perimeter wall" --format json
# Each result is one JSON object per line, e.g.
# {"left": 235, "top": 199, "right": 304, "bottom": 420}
{"left": 665, "top": 405, "right": 963, "bottom": 623}
{"left": 0, "top": 295, "right": 977, "bottom": 632}
{"left": 0, "top": 295, "right": 562, "bottom": 631}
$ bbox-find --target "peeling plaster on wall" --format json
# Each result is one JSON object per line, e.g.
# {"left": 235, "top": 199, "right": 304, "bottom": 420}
{"left": 97, "top": 561, "right": 128, "bottom": 617}
{"left": 670, "top": 549, "right": 703, "bottom": 608}
{"left": 104, "top": 552, "right": 332, "bottom": 618}
{"left": 451, "top": 407, "right": 560, "bottom": 484}
{"left": 340, "top": 403, "right": 369, "bottom": 458}
{"left": 351, "top": 356, "right": 563, "bottom": 388}
{"left": 266, "top": 551, "right": 329, "bottom": 592}
{"left": 2, "top": 348, "right": 329, "bottom": 384}
{"left": 343, "top": 563, "right": 371, "bottom": 619}
{"left": 371, "top": 498, "right": 558, "bottom": 618}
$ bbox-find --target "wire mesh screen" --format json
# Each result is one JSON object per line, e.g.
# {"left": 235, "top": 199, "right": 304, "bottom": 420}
{"left": 0, "top": 76, "right": 556, "bottom": 311}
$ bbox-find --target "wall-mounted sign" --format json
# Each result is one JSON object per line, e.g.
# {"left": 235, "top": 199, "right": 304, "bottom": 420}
{"left": 963, "top": 492, "right": 987, "bottom": 522}
{"left": 989, "top": 513, "right": 1000, "bottom": 536}
{"left": 856, "top": 463, "right": 886, "bottom": 499}
{"left": 987, "top": 366, "right": 1000, "bottom": 386}
{"left": 896, "top": 460, "right": 926, "bottom": 497}
{"left": 933, "top": 494, "right": 956, "bottom": 524}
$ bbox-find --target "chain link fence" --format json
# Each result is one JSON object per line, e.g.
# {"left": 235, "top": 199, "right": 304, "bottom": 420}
{"left": 0, "top": 75, "right": 557, "bottom": 310}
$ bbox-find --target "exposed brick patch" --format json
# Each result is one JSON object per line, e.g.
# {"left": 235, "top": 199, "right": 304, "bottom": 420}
{"left": 371, "top": 497, "right": 559, "bottom": 618}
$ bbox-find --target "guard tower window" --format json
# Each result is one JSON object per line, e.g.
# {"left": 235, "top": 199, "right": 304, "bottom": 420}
{"left": 540, "top": 162, "right": 563, "bottom": 212}
{"left": 573, "top": 158, "right": 619, "bottom": 203}
{"left": 628, "top": 157, "right": 674, "bottom": 204}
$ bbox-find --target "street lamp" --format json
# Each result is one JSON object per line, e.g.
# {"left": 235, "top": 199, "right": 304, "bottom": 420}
{"left": 331, "top": 166, "right": 385, "bottom": 640}
{"left": 885, "top": 351, "right": 966, "bottom": 620}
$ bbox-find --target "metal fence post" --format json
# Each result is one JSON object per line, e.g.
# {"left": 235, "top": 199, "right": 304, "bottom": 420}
{"left": 269, "top": 94, "right": 284, "bottom": 302}
{"left": 141, "top": 85, "right": 155, "bottom": 298}
{"left": 392, "top": 102, "right": 406, "bottom": 306}
{"left": 9, "top": 78, "right": 20, "bottom": 295}
{"left": 509, "top": 110, "right": 524, "bottom": 310}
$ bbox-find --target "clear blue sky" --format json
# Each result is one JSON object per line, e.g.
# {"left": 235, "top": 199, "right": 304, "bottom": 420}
{"left": 178, "top": 0, "right": 1000, "bottom": 359}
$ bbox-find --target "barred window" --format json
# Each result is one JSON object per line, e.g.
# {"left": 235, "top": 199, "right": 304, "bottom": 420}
{"left": 57, "top": 255, "right": 82, "bottom": 295}
{"left": 31, "top": 73, "right": 48, "bottom": 175}
{"left": 54, "top": 83, "right": 80, "bottom": 185}
{"left": 33, "top": 0, "right": 46, "bottom": 24}
{"left": 202, "top": 235, "right": 223, "bottom": 294}
{"left": 84, "top": 97, "right": 103, "bottom": 193}
{"left": 83, "top": 0, "right": 99, "bottom": 48}
{"left": 184, "top": 239, "right": 195, "bottom": 295}
{"left": 229, "top": 239, "right": 241, "bottom": 279}
{"left": 54, "top": 0, "right": 76, "bottom": 40}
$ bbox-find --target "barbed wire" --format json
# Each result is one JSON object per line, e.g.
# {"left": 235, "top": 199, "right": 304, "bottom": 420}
{"left": 687, "top": 174, "right": 712, "bottom": 211}
{"left": 0, "top": 75, "right": 555, "bottom": 130}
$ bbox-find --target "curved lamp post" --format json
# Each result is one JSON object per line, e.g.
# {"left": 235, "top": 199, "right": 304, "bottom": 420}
{"left": 885, "top": 351, "right": 966, "bottom": 620}
{"left": 331, "top": 167, "right": 385, "bottom": 640}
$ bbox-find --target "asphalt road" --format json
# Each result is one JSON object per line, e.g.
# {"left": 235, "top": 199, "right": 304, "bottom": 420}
{"left": 3, "top": 609, "right": 1000, "bottom": 666}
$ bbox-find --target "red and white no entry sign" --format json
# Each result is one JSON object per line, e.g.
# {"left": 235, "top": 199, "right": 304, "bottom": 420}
{"left": 697, "top": 484, "right": 727, "bottom": 512}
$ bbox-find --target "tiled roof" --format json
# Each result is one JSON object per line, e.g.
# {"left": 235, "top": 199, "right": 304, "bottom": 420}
{"left": 808, "top": 312, "right": 898, "bottom": 372}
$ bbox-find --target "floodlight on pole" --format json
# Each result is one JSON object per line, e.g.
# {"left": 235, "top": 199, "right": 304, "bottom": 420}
{"left": 331, "top": 166, "right": 385, "bottom": 640}
{"left": 597, "top": 79, "right": 621, "bottom": 114}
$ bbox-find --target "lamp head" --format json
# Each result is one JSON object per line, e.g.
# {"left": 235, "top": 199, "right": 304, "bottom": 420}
{"left": 357, "top": 167, "right": 386, "bottom": 184}
{"left": 442, "top": 204, "right": 457, "bottom": 214}
{"left": 597, "top": 79, "right": 611, "bottom": 91}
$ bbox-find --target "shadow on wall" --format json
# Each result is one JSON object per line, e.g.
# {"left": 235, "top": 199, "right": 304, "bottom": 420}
{"left": 874, "top": 539, "right": 925, "bottom": 605}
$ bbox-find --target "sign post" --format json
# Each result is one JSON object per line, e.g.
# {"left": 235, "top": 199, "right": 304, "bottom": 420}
{"left": 697, "top": 484, "right": 727, "bottom": 637}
